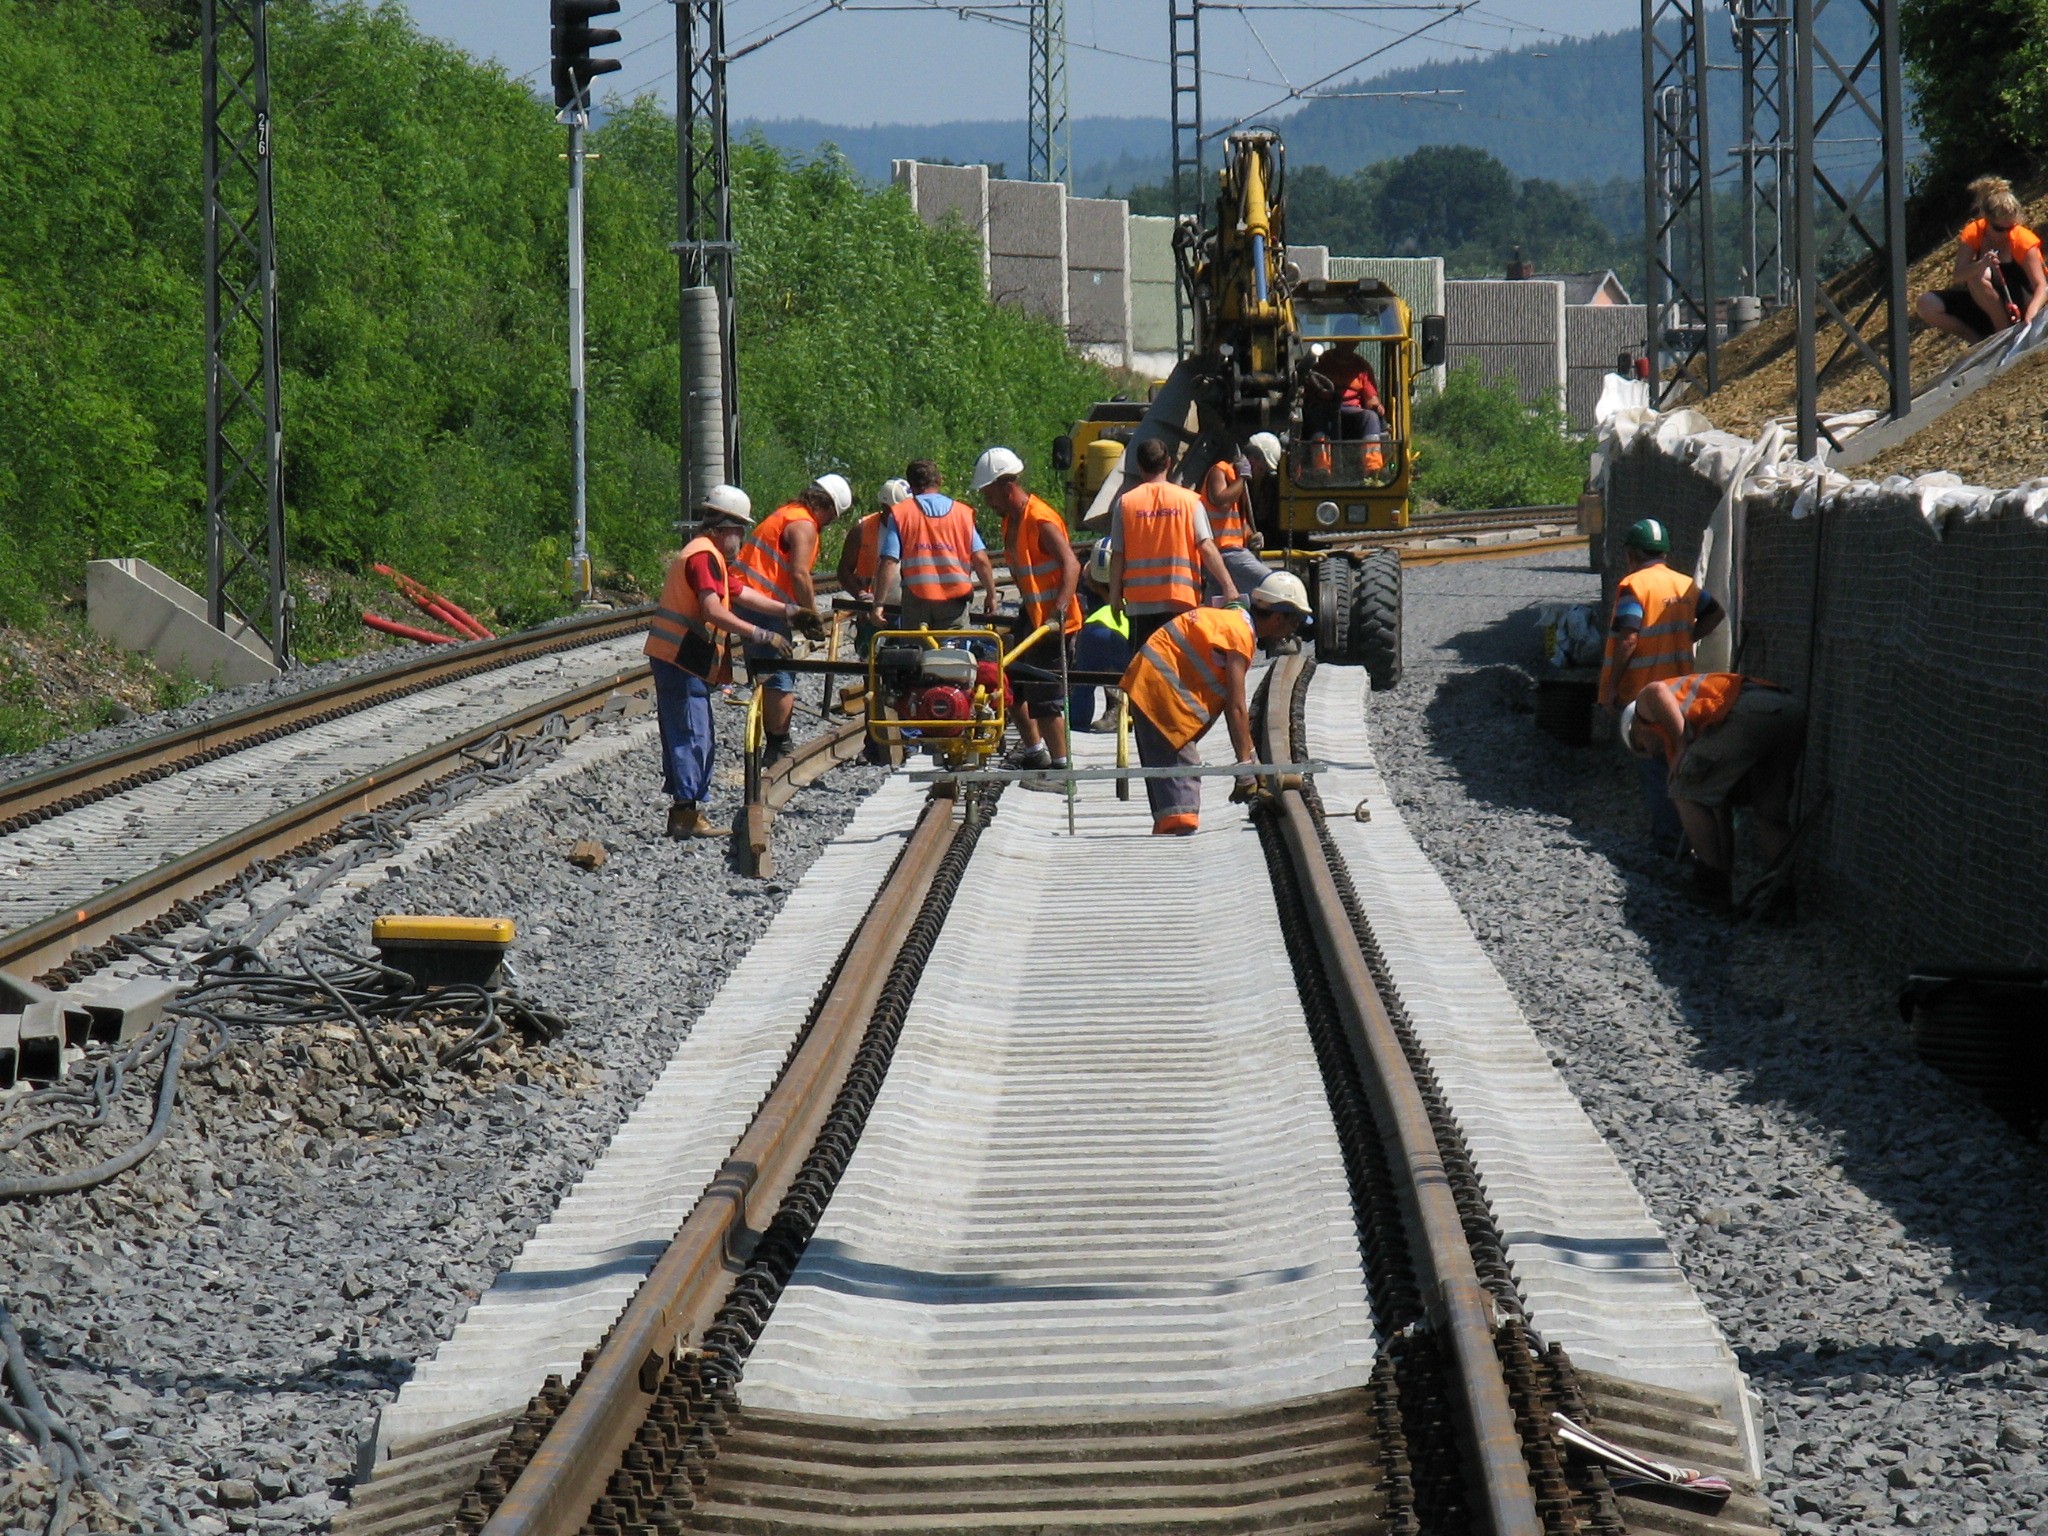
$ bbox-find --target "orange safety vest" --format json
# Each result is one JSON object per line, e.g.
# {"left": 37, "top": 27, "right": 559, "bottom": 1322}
{"left": 735, "top": 502, "right": 817, "bottom": 606}
{"left": 1600, "top": 562, "right": 1700, "bottom": 707}
{"left": 1121, "top": 606, "right": 1256, "bottom": 750}
{"left": 853, "top": 511, "right": 884, "bottom": 586}
{"left": 644, "top": 536, "right": 732, "bottom": 682}
{"left": 1118, "top": 480, "right": 1205, "bottom": 611}
{"left": 891, "top": 496, "right": 978, "bottom": 602}
{"left": 1204, "top": 460, "right": 1248, "bottom": 552}
{"left": 1637, "top": 672, "right": 1750, "bottom": 768}
{"left": 1004, "top": 494, "right": 1082, "bottom": 635}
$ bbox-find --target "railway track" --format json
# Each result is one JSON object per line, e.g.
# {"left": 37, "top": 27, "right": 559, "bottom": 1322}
{"left": 343, "top": 657, "right": 1775, "bottom": 1536}
{"left": 0, "top": 609, "right": 858, "bottom": 985}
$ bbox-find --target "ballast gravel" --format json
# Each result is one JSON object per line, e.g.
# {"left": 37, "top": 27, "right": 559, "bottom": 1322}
{"left": 0, "top": 678, "right": 882, "bottom": 1533}
{"left": 1378, "top": 550, "right": 2048, "bottom": 1536}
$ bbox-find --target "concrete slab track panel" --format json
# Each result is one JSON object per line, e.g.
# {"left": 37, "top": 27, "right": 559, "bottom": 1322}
{"left": 371, "top": 777, "right": 929, "bottom": 1460}
{"left": 741, "top": 736, "right": 1376, "bottom": 1420}
{"left": 1301, "top": 667, "right": 1758, "bottom": 1475}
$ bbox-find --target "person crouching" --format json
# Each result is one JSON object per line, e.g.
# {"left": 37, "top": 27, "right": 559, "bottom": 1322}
{"left": 1119, "top": 573, "right": 1311, "bottom": 835}
{"left": 644, "top": 486, "right": 792, "bottom": 839}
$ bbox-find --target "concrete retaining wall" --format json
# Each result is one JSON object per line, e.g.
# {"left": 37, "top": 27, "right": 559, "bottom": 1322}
{"left": 1445, "top": 279, "right": 1567, "bottom": 409}
{"left": 86, "top": 558, "right": 278, "bottom": 687}
{"left": 1065, "top": 196, "right": 1132, "bottom": 368}
{"left": 1566, "top": 305, "right": 1647, "bottom": 430}
{"left": 1604, "top": 438, "right": 2048, "bottom": 969}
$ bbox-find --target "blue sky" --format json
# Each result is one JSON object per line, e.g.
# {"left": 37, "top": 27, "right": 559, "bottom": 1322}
{"left": 399, "top": 2, "right": 1642, "bottom": 126}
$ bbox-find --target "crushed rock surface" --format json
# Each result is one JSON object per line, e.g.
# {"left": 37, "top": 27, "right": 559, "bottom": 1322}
{"left": 0, "top": 677, "right": 883, "bottom": 1533}
{"left": 1375, "top": 551, "right": 2048, "bottom": 1536}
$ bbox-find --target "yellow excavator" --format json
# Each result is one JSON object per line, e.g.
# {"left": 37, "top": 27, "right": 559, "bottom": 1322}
{"left": 1056, "top": 129, "right": 1443, "bottom": 689}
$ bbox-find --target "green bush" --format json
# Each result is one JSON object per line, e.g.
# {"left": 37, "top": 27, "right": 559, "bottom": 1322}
{"left": 0, "top": 1, "right": 1109, "bottom": 659}
{"left": 1901, "top": 0, "right": 2048, "bottom": 185}
{"left": 1411, "top": 363, "right": 1586, "bottom": 511}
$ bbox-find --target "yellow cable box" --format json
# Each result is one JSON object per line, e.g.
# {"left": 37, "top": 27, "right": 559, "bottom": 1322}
{"left": 371, "top": 915, "right": 516, "bottom": 989}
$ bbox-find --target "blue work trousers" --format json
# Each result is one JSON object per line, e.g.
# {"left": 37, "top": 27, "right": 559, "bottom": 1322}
{"left": 1637, "top": 750, "right": 1685, "bottom": 853}
{"left": 652, "top": 657, "right": 717, "bottom": 804}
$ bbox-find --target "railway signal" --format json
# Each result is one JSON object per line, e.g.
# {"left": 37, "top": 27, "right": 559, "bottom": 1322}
{"left": 550, "top": 0, "right": 621, "bottom": 112}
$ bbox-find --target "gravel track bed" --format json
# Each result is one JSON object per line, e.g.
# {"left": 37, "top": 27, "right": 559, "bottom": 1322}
{"left": 0, "top": 679, "right": 883, "bottom": 1533}
{"left": 1378, "top": 552, "right": 2048, "bottom": 1535}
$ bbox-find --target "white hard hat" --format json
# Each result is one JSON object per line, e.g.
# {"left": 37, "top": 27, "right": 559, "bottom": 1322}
{"left": 1619, "top": 700, "right": 1642, "bottom": 753}
{"left": 1247, "top": 432, "right": 1283, "bottom": 470}
{"left": 972, "top": 446, "right": 1026, "bottom": 492}
{"left": 1084, "top": 539, "right": 1114, "bottom": 586}
{"left": 878, "top": 477, "right": 912, "bottom": 509}
{"left": 810, "top": 473, "right": 853, "bottom": 516}
{"left": 1250, "top": 571, "right": 1312, "bottom": 616}
{"left": 698, "top": 484, "right": 753, "bottom": 527}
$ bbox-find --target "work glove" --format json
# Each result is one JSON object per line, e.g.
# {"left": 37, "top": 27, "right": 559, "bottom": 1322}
{"left": 757, "top": 629, "right": 794, "bottom": 658}
{"left": 1232, "top": 455, "right": 1252, "bottom": 480}
{"left": 788, "top": 606, "right": 828, "bottom": 642}
{"left": 1229, "top": 775, "right": 1272, "bottom": 806}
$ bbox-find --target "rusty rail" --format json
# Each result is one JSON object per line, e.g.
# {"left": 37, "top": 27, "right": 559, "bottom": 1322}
{"left": 475, "top": 795, "right": 960, "bottom": 1536}
{"left": 0, "top": 606, "right": 654, "bottom": 836}
{"left": 1257, "top": 651, "right": 1542, "bottom": 1536}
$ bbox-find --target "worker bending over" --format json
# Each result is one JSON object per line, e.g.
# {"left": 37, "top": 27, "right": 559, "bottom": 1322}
{"left": 644, "top": 486, "right": 792, "bottom": 838}
{"left": 1120, "top": 573, "right": 1311, "bottom": 836}
{"left": 872, "top": 459, "right": 999, "bottom": 631}
{"left": 735, "top": 474, "right": 849, "bottom": 765}
{"left": 1597, "top": 518, "right": 1724, "bottom": 851}
{"left": 836, "top": 476, "right": 911, "bottom": 608}
{"left": 1202, "top": 432, "right": 1281, "bottom": 601}
{"left": 1623, "top": 673, "right": 1806, "bottom": 911}
{"left": 975, "top": 446, "right": 1081, "bottom": 784}
{"left": 1110, "top": 436, "right": 1237, "bottom": 649}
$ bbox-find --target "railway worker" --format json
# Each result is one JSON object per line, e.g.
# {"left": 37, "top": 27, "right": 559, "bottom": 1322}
{"left": 871, "top": 459, "right": 1000, "bottom": 632}
{"left": 1308, "top": 340, "right": 1386, "bottom": 472}
{"left": 1070, "top": 541, "right": 1132, "bottom": 732}
{"left": 1120, "top": 572, "right": 1312, "bottom": 836}
{"left": 1597, "top": 518, "right": 1725, "bottom": 852}
{"left": 1201, "top": 432, "right": 1281, "bottom": 602}
{"left": 1110, "top": 436, "right": 1238, "bottom": 650}
{"left": 645, "top": 486, "right": 792, "bottom": 839}
{"left": 734, "top": 473, "right": 851, "bottom": 766}
{"left": 974, "top": 447, "right": 1081, "bottom": 783}
{"left": 1916, "top": 176, "right": 2047, "bottom": 341}
{"left": 1622, "top": 673, "right": 1806, "bottom": 911}
{"left": 836, "top": 477, "right": 912, "bottom": 608}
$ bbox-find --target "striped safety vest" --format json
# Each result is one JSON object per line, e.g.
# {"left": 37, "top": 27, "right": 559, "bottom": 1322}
{"left": 1004, "top": 494, "right": 1082, "bottom": 635}
{"left": 1121, "top": 605, "right": 1256, "bottom": 750}
{"left": 1639, "top": 672, "right": 1753, "bottom": 767}
{"left": 853, "top": 510, "right": 884, "bottom": 586}
{"left": 892, "top": 495, "right": 978, "bottom": 602}
{"left": 1118, "top": 480, "right": 1205, "bottom": 611}
{"left": 1600, "top": 561, "right": 1700, "bottom": 708}
{"left": 1204, "top": 460, "right": 1248, "bottom": 551}
{"left": 735, "top": 502, "right": 817, "bottom": 606}
{"left": 644, "top": 536, "right": 732, "bottom": 682}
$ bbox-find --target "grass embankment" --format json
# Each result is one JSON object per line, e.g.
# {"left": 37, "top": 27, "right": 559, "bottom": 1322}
{"left": 1411, "top": 364, "right": 1588, "bottom": 512}
{"left": 0, "top": 0, "right": 1109, "bottom": 747}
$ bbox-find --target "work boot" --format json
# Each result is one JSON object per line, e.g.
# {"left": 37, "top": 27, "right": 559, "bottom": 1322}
{"left": 762, "top": 733, "right": 792, "bottom": 769}
{"left": 667, "top": 802, "right": 729, "bottom": 839}
{"left": 1688, "top": 858, "right": 1733, "bottom": 913}
{"left": 1087, "top": 691, "right": 1125, "bottom": 732}
{"left": 1019, "top": 758, "right": 1070, "bottom": 792}
{"left": 1004, "top": 741, "right": 1053, "bottom": 769}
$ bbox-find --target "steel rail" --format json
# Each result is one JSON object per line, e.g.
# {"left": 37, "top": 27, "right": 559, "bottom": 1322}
{"left": 476, "top": 795, "right": 961, "bottom": 1536}
{"left": 1257, "top": 652, "right": 1542, "bottom": 1536}
{"left": 739, "top": 717, "right": 869, "bottom": 879}
{"left": 0, "top": 606, "right": 654, "bottom": 836}
{"left": 0, "top": 664, "right": 654, "bottom": 983}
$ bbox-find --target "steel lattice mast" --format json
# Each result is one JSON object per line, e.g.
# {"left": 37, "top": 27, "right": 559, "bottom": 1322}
{"left": 1640, "top": 0, "right": 1719, "bottom": 404}
{"left": 202, "top": 0, "right": 290, "bottom": 667}
{"left": 1027, "top": 0, "right": 1069, "bottom": 187}
{"left": 1730, "top": 0, "right": 1792, "bottom": 308}
{"left": 675, "top": 0, "right": 739, "bottom": 501}
{"left": 1169, "top": 0, "right": 1203, "bottom": 354}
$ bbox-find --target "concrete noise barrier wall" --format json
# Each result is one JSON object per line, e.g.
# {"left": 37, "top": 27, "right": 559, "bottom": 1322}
{"left": 1565, "top": 305, "right": 1646, "bottom": 431}
{"left": 1445, "top": 279, "right": 1567, "bottom": 410}
{"left": 1330, "top": 256, "right": 1447, "bottom": 393}
{"left": 1603, "top": 436, "right": 2048, "bottom": 970}
{"left": 1129, "top": 215, "right": 1180, "bottom": 375}
{"left": 892, "top": 160, "right": 989, "bottom": 280}
{"left": 987, "top": 178, "right": 1069, "bottom": 328}
{"left": 1065, "top": 196, "right": 1133, "bottom": 368}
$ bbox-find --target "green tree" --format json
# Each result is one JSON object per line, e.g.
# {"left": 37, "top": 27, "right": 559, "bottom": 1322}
{"left": 1901, "top": 0, "right": 2048, "bottom": 185}
{"left": 1411, "top": 363, "right": 1584, "bottom": 511}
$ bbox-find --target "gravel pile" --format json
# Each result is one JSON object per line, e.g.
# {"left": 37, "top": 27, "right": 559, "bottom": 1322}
{"left": 1376, "top": 551, "right": 2048, "bottom": 1535}
{"left": 0, "top": 678, "right": 883, "bottom": 1533}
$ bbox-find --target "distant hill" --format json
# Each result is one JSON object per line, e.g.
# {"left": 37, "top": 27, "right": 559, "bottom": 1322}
{"left": 735, "top": 115, "right": 1165, "bottom": 193}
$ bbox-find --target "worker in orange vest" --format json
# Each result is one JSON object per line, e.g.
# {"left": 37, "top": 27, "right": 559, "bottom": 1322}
{"left": 644, "top": 486, "right": 792, "bottom": 839}
{"left": 1109, "top": 436, "right": 1238, "bottom": 649}
{"left": 1622, "top": 673, "right": 1805, "bottom": 911}
{"left": 836, "top": 477, "right": 911, "bottom": 608}
{"left": 734, "top": 473, "right": 850, "bottom": 765}
{"left": 1201, "top": 431, "right": 1281, "bottom": 600}
{"left": 1597, "top": 518, "right": 1725, "bottom": 851}
{"left": 1120, "top": 572, "right": 1311, "bottom": 835}
{"left": 871, "top": 459, "right": 999, "bottom": 632}
{"left": 974, "top": 446, "right": 1081, "bottom": 785}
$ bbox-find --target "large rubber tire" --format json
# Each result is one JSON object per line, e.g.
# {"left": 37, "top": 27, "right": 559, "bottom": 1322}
{"left": 1312, "top": 551, "right": 1403, "bottom": 690}
{"left": 1355, "top": 548, "right": 1402, "bottom": 692}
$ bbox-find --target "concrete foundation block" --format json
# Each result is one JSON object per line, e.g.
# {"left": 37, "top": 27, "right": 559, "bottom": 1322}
{"left": 87, "top": 558, "right": 279, "bottom": 687}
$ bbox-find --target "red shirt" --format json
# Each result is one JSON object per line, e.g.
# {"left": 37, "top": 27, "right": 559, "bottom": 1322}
{"left": 1316, "top": 353, "right": 1381, "bottom": 409}
{"left": 684, "top": 550, "right": 728, "bottom": 604}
